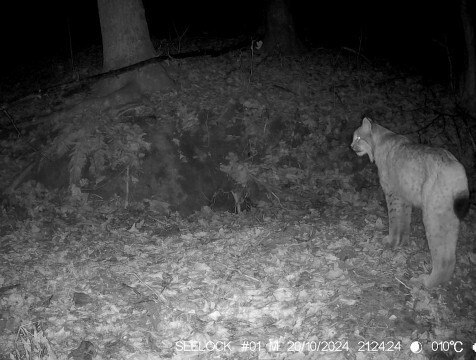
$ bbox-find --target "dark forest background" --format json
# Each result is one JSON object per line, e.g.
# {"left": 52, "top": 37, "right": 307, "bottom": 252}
{"left": 0, "top": 0, "right": 471, "bottom": 82}
{"left": 1, "top": 1, "right": 476, "bottom": 359}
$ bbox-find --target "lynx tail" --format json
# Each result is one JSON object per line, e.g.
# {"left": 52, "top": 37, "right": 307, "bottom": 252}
{"left": 453, "top": 192, "right": 470, "bottom": 220}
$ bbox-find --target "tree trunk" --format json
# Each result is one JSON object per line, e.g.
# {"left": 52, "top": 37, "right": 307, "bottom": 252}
{"left": 96, "top": 0, "right": 174, "bottom": 96}
{"left": 98, "top": 0, "right": 155, "bottom": 71}
{"left": 263, "top": 0, "right": 302, "bottom": 55}
{"left": 460, "top": 0, "right": 476, "bottom": 115}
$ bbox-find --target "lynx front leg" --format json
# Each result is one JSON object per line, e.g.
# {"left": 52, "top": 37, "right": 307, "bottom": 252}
{"left": 384, "top": 192, "right": 412, "bottom": 247}
{"left": 420, "top": 209, "right": 459, "bottom": 288}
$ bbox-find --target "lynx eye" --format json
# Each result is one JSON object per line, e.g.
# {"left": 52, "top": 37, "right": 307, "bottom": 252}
{"left": 355, "top": 136, "right": 361, "bottom": 141}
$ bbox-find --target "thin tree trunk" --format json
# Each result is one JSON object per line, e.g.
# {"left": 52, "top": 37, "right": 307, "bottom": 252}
{"left": 263, "top": 0, "right": 301, "bottom": 55}
{"left": 460, "top": 0, "right": 476, "bottom": 115}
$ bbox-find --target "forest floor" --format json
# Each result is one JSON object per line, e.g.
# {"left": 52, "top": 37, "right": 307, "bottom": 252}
{"left": 0, "top": 41, "right": 475, "bottom": 360}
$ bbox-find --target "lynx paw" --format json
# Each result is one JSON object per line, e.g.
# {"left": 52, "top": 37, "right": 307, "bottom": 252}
{"left": 410, "top": 274, "right": 441, "bottom": 289}
{"left": 383, "top": 235, "right": 398, "bottom": 248}
{"left": 409, "top": 274, "right": 428, "bottom": 288}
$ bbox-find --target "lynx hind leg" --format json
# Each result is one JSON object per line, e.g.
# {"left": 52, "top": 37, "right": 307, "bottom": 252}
{"left": 384, "top": 192, "right": 412, "bottom": 248}
{"left": 420, "top": 208, "right": 459, "bottom": 288}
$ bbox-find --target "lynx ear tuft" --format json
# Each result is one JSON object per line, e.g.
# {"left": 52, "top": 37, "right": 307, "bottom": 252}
{"left": 362, "top": 117, "right": 372, "bottom": 129}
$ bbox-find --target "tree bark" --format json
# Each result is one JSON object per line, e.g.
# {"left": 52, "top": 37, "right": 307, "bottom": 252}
{"left": 98, "top": 0, "right": 155, "bottom": 71}
{"left": 263, "top": 0, "right": 302, "bottom": 55}
{"left": 96, "top": 0, "right": 173, "bottom": 96}
{"left": 460, "top": 0, "right": 476, "bottom": 115}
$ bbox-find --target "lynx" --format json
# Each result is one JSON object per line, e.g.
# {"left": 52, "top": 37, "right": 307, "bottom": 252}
{"left": 351, "top": 118, "right": 469, "bottom": 288}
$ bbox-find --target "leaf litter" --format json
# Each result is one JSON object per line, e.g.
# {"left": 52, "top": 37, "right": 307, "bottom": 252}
{"left": 0, "top": 47, "right": 475, "bottom": 360}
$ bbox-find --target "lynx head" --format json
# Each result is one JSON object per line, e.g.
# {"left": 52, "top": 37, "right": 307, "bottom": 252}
{"left": 351, "top": 117, "right": 375, "bottom": 163}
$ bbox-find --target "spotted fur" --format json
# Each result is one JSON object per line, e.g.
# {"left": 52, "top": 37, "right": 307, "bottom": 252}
{"left": 351, "top": 117, "right": 469, "bottom": 288}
